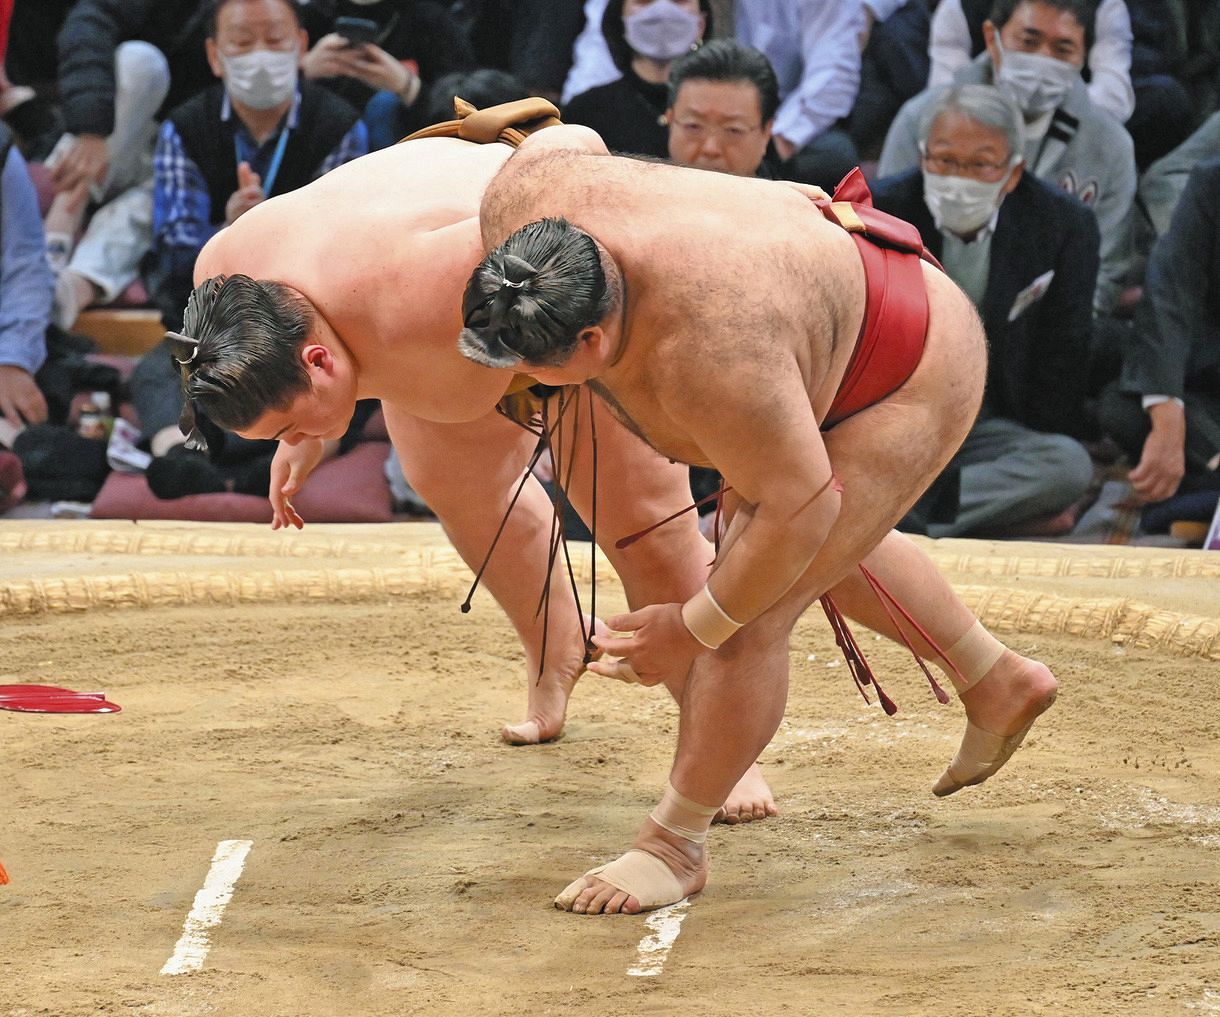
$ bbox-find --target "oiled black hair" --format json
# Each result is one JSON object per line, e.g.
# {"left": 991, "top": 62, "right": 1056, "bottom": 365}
{"left": 458, "top": 217, "right": 614, "bottom": 369}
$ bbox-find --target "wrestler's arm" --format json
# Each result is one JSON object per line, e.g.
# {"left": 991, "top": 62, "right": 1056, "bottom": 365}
{"left": 672, "top": 362, "right": 841, "bottom": 625}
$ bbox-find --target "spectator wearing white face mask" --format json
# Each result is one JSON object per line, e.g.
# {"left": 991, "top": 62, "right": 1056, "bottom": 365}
{"left": 879, "top": 0, "right": 1136, "bottom": 317}
{"left": 563, "top": 0, "right": 713, "bottom": 160}
{"left": 873, "top": 84, "right": 1100, "bottom": 539}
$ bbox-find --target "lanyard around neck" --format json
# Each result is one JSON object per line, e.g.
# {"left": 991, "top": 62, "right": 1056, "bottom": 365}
{"left": 235, "top": 122, "right": 290, "bottom": 197}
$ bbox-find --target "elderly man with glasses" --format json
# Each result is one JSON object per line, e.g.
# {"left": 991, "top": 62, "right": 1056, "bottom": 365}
{"left": 872, "top": 83, "right": 1099, "bottom": 538}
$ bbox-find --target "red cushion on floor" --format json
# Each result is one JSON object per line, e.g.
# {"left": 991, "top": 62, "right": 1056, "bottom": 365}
{"left": 89, "top": 441, "right": 393, "bottom": 523}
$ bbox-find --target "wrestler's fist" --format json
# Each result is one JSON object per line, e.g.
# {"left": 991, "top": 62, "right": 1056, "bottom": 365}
{"left": 587, "top": 603, "right": 703, "bottom": 687}
{"left": 269, "top": 437, "right": 325, "bottom": 530}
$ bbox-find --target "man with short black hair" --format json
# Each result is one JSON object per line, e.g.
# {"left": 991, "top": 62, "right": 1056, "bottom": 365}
{"left": 665, "top": 38, "right": 778, "bottom": 178}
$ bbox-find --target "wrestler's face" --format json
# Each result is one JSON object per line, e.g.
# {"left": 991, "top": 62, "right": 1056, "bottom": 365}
{"left": 667, "top": 79, "right": 772, "bottom": 177}
{"left": 238, "top": 343, "right": 356, "bottom": 445}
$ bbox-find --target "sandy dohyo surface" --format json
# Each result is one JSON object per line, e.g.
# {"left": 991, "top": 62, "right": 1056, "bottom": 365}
{"left": 1, "top": 521, "right": 1219, "bottom": 1017}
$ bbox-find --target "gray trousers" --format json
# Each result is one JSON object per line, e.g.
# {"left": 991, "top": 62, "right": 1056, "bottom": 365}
{"left": 928, "top": 416, "right": 1094, "bottom": 538}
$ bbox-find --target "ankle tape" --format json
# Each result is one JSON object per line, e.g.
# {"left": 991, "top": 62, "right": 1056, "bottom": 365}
{"left": 649, "top": 782, "right": 719, "bottom": 845}
{"left": 942, "top": 620, "right": 1005, "bottom": 694}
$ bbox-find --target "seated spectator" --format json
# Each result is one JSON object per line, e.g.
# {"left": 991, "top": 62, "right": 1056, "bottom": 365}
{"left": 880, "top": 0, "right": 1136, "bottom": 316}
{"left": 41, "top": 0, "right": 221, "bottom": 329}
{"left": 665, "top": 38, "right": 778, "bottom": 178}
{"left": 930, "top": 0, "right": 1135, "bottom": 123}
{"left": 563, "top": 0, "right": 712, "bottom": 159}
{"left": 298, "top": 0, "right": 475, "bottom": 150}
{"left": 734, "top": 0, "right": 874, "bottom": 188}
{"left": 0, "top": 121, "right": 53, "bottom": 472}
{"left": 873, "top": 84, "right": 1098, "bottom": 538}
{"left": 133, "top": 0, "right": 367, "bottom": 495}
{"left": 1099, "top": 157, "right": 1220, "bottom": 525}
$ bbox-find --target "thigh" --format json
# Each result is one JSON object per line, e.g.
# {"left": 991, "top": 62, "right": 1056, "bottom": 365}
{"left": 765, "top": 263, "right": 986, "bottom": 626}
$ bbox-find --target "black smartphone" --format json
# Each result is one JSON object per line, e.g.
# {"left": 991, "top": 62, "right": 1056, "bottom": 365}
{"left": 335, "top": 16, "right": 379, "bottom": 48}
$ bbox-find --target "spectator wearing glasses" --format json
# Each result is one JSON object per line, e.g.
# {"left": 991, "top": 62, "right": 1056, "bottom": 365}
{"left": 665, "top": 38, "right": 779, "bottom": 179}
{"left": 879, "top": 0, "right": 1135, "bottom": 317}
{"left": 873, "top": 84, "right": 1098, "bottom": 538}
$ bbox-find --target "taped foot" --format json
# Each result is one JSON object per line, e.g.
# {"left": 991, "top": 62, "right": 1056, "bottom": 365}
{"left": 715, "top": 763, "right": 778, "bottom": 824}
{"left": 554, "top": 849, "right": 695, "bottom": 915}
{"left": 934, "top": 690, "right": 1057, "bottom": 797}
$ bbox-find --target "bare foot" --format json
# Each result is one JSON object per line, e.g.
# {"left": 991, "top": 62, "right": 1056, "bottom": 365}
{"left": 715, "top": 763, "right": 778, "bottom": 824}
{"left": 554, "top": 820, "right": 708, "bottom": 915}
{"left": 501, "top": 616, "right": 603, "bottom": 745}
{"left": 933, "top": 651, "right": 1058, "bottom": 796}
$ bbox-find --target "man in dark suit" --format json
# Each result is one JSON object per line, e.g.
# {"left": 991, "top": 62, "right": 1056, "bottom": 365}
{"left": 1099, "top": 157, "right": 1220, "bottom": 515}
{"left": 873, "top": 82, "right": 1099, "bottom": 537}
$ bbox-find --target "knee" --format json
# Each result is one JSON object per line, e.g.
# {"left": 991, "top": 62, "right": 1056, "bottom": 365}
{"left": 1036, "top": 434, "right": 1094, "bottom": 505}
{"left": 115, "top": 41, "right": 171, "bottom": 108}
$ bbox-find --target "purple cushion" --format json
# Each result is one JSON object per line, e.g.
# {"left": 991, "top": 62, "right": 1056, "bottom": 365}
{"left": 90, "top": 440, "right": 393, "bottom": 523}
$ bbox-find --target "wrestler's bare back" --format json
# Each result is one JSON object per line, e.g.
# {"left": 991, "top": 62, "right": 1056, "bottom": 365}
{"left": 195, "top": 138, "right": 517, "bottom": 422}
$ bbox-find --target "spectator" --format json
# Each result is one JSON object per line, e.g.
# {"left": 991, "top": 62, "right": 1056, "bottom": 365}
{"left": 665, "top": 38, "right": 778, "bottom": 178}
{"left": 929, "top": 0, "right": 1136, "bottom": 123}
{"left": 41, "top": 0, "right": 220, "bottom": 330}
{"left": 564, "top": 0, "right": 712, "bottom": 160}
{"left": 880, "top": 0, "right": 1136, "bottom": 316}
{"left": 1099, "top": 157, "right": 1220, "bottom": 523}
{"left": 734, "top": 0, "right": 874, "bottom": 188}
{"left": 299, "top": 0, "right": 475, "bottom": 149}
{"left": 132, "top": 0, "right": 367, "bottom": 496}
{"left": 0, "top": 121, "right": 53, "bottom": 440}
{"left": 873, "top": 85, "right": 1098, "bottom": 538}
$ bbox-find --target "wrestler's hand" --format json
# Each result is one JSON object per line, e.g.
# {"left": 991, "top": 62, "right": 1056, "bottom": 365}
{"left": 586, "top": 603, "right": 703, "bottom": 687}
{"left": 1129, "top": 401, "right": 1186, "bottom": 503}
{"left": 269, "top": 438, "right": 325, "bottom": 530}
{"left": 777, "top": 180, "right": 830, "bottom": 203}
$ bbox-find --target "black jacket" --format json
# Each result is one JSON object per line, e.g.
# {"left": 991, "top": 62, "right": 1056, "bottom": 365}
{"left": 872, "top": 168, "right": 1100, "bottom": 438}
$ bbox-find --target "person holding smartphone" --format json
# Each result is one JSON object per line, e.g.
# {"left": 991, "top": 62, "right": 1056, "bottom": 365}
{"left": 299, "top": 0, "right": 476, "bottom": 147}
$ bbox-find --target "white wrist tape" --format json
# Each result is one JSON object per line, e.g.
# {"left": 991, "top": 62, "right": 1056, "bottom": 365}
{"left": 681, "top": 585, "right": 743, "bottom": 649}
{"left": 649, "top": 782, "right": 719, "bottom": 844}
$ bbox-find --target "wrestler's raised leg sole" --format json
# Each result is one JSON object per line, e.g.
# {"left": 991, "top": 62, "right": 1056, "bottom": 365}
{"left": 933, "top": 660, "right": 1058, "bottom": 797}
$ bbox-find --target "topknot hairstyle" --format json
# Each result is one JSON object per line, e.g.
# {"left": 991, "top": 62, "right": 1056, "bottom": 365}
{"left": 458, "top": 218, "right": 614, "bottom": 369}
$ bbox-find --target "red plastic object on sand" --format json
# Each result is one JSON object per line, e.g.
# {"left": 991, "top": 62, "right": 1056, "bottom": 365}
{"left": 0, "top": 684, "right": 121, "bottom": 714}
{"left": 0, "top": 860, "right": 8, "bottom": 885}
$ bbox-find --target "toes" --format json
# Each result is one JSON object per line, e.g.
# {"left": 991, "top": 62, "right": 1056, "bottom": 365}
{"left": 585, "top": 884, "right": 620, "bottom": 914}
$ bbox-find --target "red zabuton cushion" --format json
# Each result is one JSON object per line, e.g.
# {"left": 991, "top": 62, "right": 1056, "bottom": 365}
{"left": 89, "top": 440, "right": 393, "bottom": 523}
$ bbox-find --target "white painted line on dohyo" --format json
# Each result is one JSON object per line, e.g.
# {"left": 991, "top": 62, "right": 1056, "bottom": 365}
{"left": 160, "top": 839, "right": 254, "bottom": 976}
{"left": 627, "top": 898, "right": 691, "bottom": 977}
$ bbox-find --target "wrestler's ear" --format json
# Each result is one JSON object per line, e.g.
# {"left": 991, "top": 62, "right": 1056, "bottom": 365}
{"left": 300, "top": 344, "right": 334, "bottom": 377}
